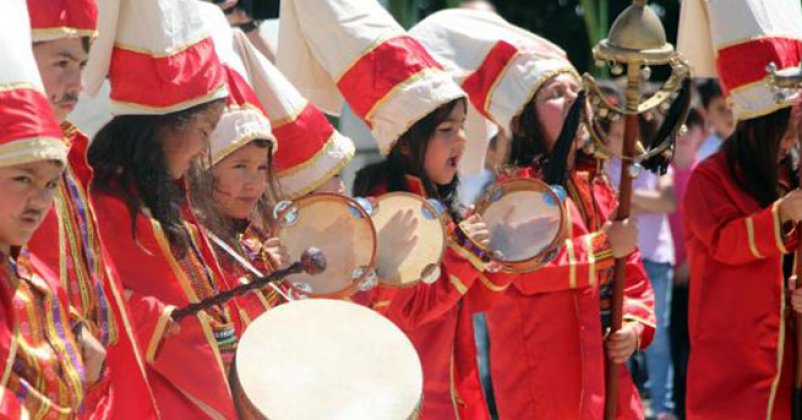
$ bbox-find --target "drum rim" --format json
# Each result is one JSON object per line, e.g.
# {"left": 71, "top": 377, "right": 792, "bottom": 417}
{"left": 373, "top": 191, "right": 448, "bottom": 289}
{"left": 274, "top": 193, "right": 378, "bottom": 298}
{"left": 473, "top": 177, "right": 568, "bottom": 273}
{"left": 233, "top": 299, "right": 424, "bottom": 419}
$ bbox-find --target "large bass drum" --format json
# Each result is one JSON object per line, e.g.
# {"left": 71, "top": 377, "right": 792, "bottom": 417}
{"left": 231, "top": 299, "right": 423, "bottom": 419}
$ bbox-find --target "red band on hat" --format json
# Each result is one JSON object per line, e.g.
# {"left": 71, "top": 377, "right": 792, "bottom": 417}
{"left": 717, "top": 37, "right": 802, "bottom": 95}
{"left": 225, "top": 66, "right": 267, "bottom": 115}
{"left": 273, "top": 103, "right": 335, "bottom": 171}
{"left": 336, "top": 35, "right": 444, "bottom": 125}
{"left": 27, "top": 0, "right": 98, "bottom": 35}
{"left": 0, "top": 87, "right": 61, "bottom": 143}
{"left": 109, "top": 37, "right": 226, "bottom": 111}
{"left": 462, "top": 40, "right": 518, "bottom": 120}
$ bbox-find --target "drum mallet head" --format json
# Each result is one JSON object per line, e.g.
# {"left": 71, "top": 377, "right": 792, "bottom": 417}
{"left": 300, "top": 247, "right": 327, "bottom": 275}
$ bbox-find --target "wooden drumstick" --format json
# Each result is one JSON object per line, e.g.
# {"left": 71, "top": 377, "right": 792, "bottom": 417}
{"left": 205, "top": 230, "right": 294, "bottom": 302}
{"left": 171, "top": 247, "right": 326, "bottom": 322}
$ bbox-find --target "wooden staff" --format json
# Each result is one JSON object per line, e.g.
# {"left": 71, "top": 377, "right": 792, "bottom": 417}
{"left": 794, "top": 175, "right": 802, "bottom": 420}
{"left": 604, "top": 61, "right": 641, "bottom": 420}
{"left": 171, "top": 247, "right": 326, "bottom": 322}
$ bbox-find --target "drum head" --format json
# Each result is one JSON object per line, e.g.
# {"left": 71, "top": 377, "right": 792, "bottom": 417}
{"left": 235, "top": 299, "right": 423, "bottom": 420}
{"left": 275, "top": 194, "right": 376, "bottom": 297}
{"left": 371, "top": 193, "right": 447, "bottom": 288}
{"left": 476, "top": 178, "right": 566, "bottom": 273}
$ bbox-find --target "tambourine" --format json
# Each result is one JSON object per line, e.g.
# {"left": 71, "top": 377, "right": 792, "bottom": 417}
{"left": 459, "top": 177, "right": 568, "bottom": 274}
{"left": 362, "top": 193, "right": 448, "bottom": 288}
{"left": 272, "top": 194, "right": 377, "bottom": 298}
{"left": 231, "top": 299, "right": 423, "bottom": 420}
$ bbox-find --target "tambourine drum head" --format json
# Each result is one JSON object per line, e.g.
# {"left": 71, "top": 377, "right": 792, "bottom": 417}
{"left": 234, "top": 299, "right": 423, "bottom": 420}
{"left": 276, "top": 195, "right": 375, "bottom": 296}
{"left": 372, "top": 193, "right": 446, "bottom": 288}
{"left": 480, "top": 180, "right": 563, "bottom": 264}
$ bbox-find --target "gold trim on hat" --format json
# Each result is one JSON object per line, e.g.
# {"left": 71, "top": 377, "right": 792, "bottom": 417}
{"left": 113, "top": 31, "right": 212, "bottom": 59}
{"left": 333, "top": 31, "right": 405, "bottom": 82}
{"left": 111, "top": 85, "right": 228, "bottom": 116}
{"left": 714, "top": 33, "right": 802, "bottom": 52}
{"left": 0, "top": 137, "right": 68, "bottom": 168}
{"left": 364, "top": 67, "right": 449, "bottom": 122}
{"left": 277, "top": 130, "right": 351, "bottom": 178}
{"left": 278, "top": 132, "right": 355, "bottom": 199}
{"left": 269, "top": 104, "right": 307, "bottom": 130}
{"left": 507, "top": 67, "right": 580, "bottom": 129}
{"left": 480, "top": 50, "right": 523, "bottom": 121}
{"left": 0, "top": 82, "right": 42, "bottom": 94}
{"left": 32, "top": 27, "right": 97, "bottom": 42}
{"left": 210, "top": 130, "right": 276, "bottom": 167}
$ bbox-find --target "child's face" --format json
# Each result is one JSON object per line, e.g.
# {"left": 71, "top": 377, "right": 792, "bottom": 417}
{"left": 705, "top": 96, "right": 735, "bottom": 139}
{"left": 0, "top": 161, "right": 63, "bottom": 252}
{"left": 32, "top": 37, "right": 89, "bottom": 123}
{"left": 534, "top": 73, "right": 583, "bottom": 149}
{"left": 311, "top": 173, "right": 345, "bottom": 195}
{"left": 161, "top": 101, "right": 225, "bottom": 180}
{"left": 212, "top": 142, "right": 269, "bottom": 220}
{"left": 423, "top": 102, "right": 467, "bottom": 186}
{"left": 605, "top": 118, "right": 625, "bottom": 156}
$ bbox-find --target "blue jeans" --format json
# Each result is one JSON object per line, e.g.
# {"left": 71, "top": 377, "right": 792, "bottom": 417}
{"left": 642, "top": 259, "right": 674, "bottom": 414}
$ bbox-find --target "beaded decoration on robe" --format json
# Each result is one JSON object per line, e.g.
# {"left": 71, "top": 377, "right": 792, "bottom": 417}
{"left": 1, "top": 251, "right": 86, "bottom": 420}
{"left": 55, "top": 123, "right": 117, "bottom": 346}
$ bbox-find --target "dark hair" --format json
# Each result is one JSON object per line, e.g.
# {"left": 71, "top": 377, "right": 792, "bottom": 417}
{"left": 190, "top": 139, "right": 279, "bottom": 249}
{"left": 33, "top": 36, "right": 92, "bottom": 53}
{"left": 723, "top": 107, "right": 793, "bottom": 207}
{"left": 697, "top": 78, "right": 724, "bottom": 109}
{"left": 507, "top": 90, "right": 586, "bottom": 186}
{"left": 353, "top": 98, "right": 465, "bottom": 220}
{"left": 684, "top": 107, "right": 704, "bottom": 130}
{"left": 88, "top": 100, "right": 224, "bottom": 256}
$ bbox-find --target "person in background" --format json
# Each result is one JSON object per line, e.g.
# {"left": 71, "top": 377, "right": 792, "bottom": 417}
{"left": 696, "top": 79, "right": 735, "bottom": 162}
{"left": 212, "top": 0, "right": 277, "bottom": 62}
{"left": 667, "top": 106, "right": 707, "bottom": 419}
{"left": 604, "top": 84, "right": 677, "bottom": 420}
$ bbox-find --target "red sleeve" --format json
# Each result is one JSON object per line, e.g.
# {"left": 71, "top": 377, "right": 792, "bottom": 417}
{"left": 621, "top": 249, "right": 656, "bottom": 349}
{"left": 513, "top": 228, "right": 615, "bottom": 295}
{"left": 684, "top": 165, "right": 797, "bottom": 265}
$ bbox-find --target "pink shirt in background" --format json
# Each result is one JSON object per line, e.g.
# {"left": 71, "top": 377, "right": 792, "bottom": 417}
{"left": 669, "top": 161, "right": 697, "bottom": 268}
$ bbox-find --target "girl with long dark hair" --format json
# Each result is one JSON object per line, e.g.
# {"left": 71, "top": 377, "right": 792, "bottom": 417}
{"left": 677, "top": 0, "right": 802, "bottom": 417}
{"left": 84, "top": 0, "right": 245, "bottom": 417}
{"left": 412, "top": 10, "right": 656, "bottom": 419}
{"left": 277, "top": 1, "right": 514, "bottom": 417}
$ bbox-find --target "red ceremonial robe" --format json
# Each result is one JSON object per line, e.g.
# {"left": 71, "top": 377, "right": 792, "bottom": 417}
{"left": 92, "top": 183, "right": 247, "bottom": 419}
{"left": 0, "top": 249, "right": 86, "bottom": 419}
{"left": 214, "top": 224, "right": 288, "bottom": 325}
{"left": 684, "top": 151, "right": 796, "bottom": 419}
{"left": 27, "top": 123, "right": 159, "bottom": 419}
{"left": 486, "top": 163, "right": 656, "bottom": 419}
{"left": 362, "top": 175, "right": 510, "bottom": 420}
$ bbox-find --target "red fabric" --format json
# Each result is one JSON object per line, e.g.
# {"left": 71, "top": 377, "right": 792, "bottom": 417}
{"left": 355, "top": 176, "right": 510, "bottom": 419}
{"left": 0, "top": 87, "right": 61, "bottom": 144}
{"left": 684, "top": 151, "right": 797, "bottom": 419}
{"left": 109, "top": 37, "right": 226, "bottom": 111}
{"left": 26, "top": 0, "right": 97, "bottom": 34}
{"left": 272, "top": 102, "right": 335, "bottom": 171}
{"left": 486, "top": 167, "right": 655, "bottom": 420}
{"left": 462, "top": 41, "right": 517, "bottom": 120}
{"left": 669, "top": 162, "right": 696, "bottom": 268}
{"left": 717, "top": 37, "right": 802, "bottom": 96}
{"left": 336, "top": 35, "right": 443, "bottom": 124}
{"left": 28, "top": 128, "right": 159, "bottom": 419}
{"left": 224, "top": 66, "right": 267, "bottom": 115}
{"left": 91, "top": 187, "right": 245, "bottom": 419}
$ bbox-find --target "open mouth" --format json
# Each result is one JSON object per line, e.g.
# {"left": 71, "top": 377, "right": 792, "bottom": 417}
{"left": 447, "top": 154, "right": 460, "bottom": 169}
